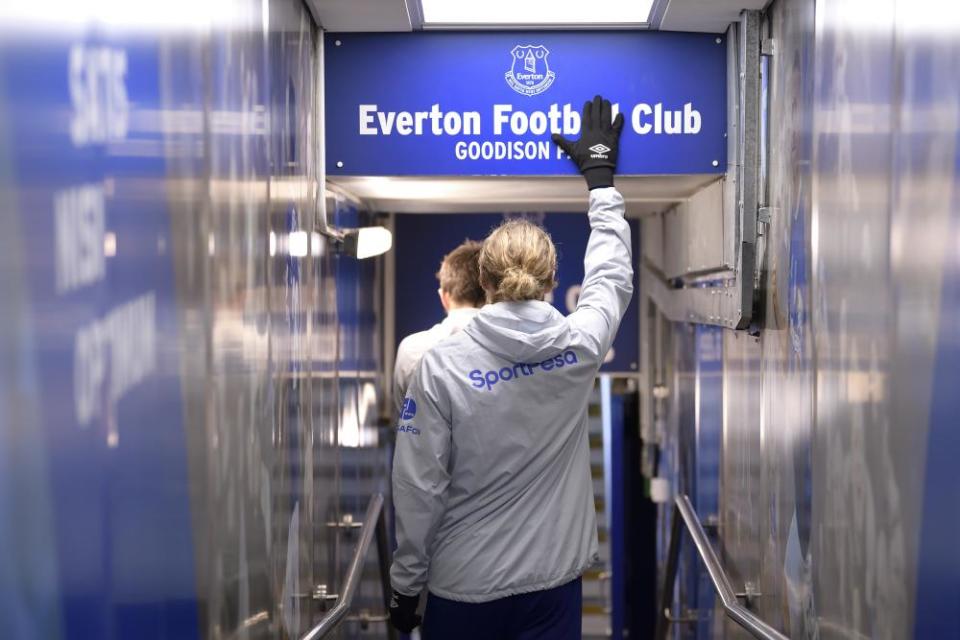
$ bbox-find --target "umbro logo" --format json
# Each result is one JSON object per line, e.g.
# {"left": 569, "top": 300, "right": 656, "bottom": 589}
{"left": 588, "top": 144, "right": 611, "bottom": 154}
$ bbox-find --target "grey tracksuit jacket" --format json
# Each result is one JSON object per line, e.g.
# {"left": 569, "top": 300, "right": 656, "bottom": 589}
{"left": 390, "top": 187, "right": 633, "bottom": 603}
{"left": 394, "top": 307, "right": 480, "bottom": 416}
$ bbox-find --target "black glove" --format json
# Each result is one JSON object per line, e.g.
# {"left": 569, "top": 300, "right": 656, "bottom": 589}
{"left": 552, "top": 95, "right": 625, "bottom": 190}
{"left": 388, "top": 590, "right": 422, "bottom": 633}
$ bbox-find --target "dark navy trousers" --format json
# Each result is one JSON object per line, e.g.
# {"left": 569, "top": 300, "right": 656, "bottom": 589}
{"left": 421, "top": 577, "right": 582, "bottom": 640}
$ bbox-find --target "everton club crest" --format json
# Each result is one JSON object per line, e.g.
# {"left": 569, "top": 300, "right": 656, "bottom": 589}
{"left": 505, "top": 45, "right": 556, "bottom": 96}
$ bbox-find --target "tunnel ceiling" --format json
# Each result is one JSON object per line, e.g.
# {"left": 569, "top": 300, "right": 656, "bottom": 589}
{"left": 310, "top": 0, "right": 770, "bottom": 33}
{"left": 327, "top": 175, "right": 719, "bottom": 215}
{"left": 657, "top": 0, "right": 770, "bottom": 31}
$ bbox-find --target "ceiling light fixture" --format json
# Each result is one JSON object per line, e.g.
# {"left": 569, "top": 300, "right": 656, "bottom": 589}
{"left": 419, "top": 0, "right": 655, "bottom": 28}
{"left": 317, "top": 225, "right": 393, "bottom": 260}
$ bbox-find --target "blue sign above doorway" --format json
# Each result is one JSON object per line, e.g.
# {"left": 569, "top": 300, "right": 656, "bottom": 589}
{"left": 325, "top": 31, "right": 727, "bottom": 176}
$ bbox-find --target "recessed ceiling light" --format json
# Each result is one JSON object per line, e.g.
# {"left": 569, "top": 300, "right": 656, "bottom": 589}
{"left": 420, "top": 0, "right": 655, "bottom": 27}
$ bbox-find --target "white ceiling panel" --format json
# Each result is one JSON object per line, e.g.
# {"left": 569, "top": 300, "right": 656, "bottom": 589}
{"left": 308, "top": 0, "right": 411, "bottom": 32}
{"left": 657, "top": 0, "right": 768, "bottom": 33}
{"left": 308, "top": 0, "right": 768, "bottom": 33}
{"left": 328, "top": 175, "right": 721, "bottom": 216}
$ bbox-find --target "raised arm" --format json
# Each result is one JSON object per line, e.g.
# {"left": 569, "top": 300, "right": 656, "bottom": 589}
{"left": 552, "top": 95, "right": 633, "bottom": 360}
{"left": 569, "top": 188, "right": 633, "bottom": 359}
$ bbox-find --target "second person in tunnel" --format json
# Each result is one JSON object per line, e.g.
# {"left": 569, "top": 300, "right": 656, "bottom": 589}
{"left": 394, "top": 239, "right": 486, "bottom": 416}
{"left": 389, "top": 96, "right": 632, "bottom": 640}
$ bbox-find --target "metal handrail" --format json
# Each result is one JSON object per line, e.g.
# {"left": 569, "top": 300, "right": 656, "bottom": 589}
{"left": 302, "top": 493, "right": 396, "bottom": 640}
{"left": 655, "top": 494, "right": 788, "bottom": 640}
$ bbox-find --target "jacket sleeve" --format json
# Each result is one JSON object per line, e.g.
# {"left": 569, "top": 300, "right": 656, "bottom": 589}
{"left": 389, "top": 350, "right": 452, "bottom": 596}
{"left": 568, "top": 187, "right": 634, "bottom": 361}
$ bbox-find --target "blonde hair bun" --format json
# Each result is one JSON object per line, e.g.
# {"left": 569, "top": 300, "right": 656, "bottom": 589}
{"left": 499, "top": 266, "right": 542, "bottom": 300}
{"left": 479, "top": 220, "right": 557, "bottom": 303}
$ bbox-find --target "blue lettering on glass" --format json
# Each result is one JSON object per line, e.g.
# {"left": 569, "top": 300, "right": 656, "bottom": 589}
{"left": 401, "top": 397, "right": 417, "bottom": 420}
{"left": 468, "top": 350, "right": 579, "bottom": 391}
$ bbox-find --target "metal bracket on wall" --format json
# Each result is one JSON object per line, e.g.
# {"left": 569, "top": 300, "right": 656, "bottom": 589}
{"left": 641, "top": 10, "right": 761, "bottom": 330}
{"left": 756, "top": 205, "right": 775, "bottom": 238}
{"left": 640, "top": 262, "right": 744, "bottom": 328}
{"left": 664, "top": 607, "right": 700, "bottom": 624}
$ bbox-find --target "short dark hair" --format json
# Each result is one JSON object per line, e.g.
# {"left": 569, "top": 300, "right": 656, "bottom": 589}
{"left": 436, "top": 240, "right": 485, "bottom": 307}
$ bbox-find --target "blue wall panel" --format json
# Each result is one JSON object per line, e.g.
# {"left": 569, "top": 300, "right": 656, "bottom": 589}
{"left": 0, "top": 3, "right": 390, "bottom": 639}
{"left": 652, "top": 1, "right": 960, "bottom": 638}
{"left": 693, "top": 325, "right": 722, "bottom": 638}
{"left": 0, "top": 28, "right": 198, "bottom": 640}
{"left": 912, "top": 133, "right": 960, "bottom": 640}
